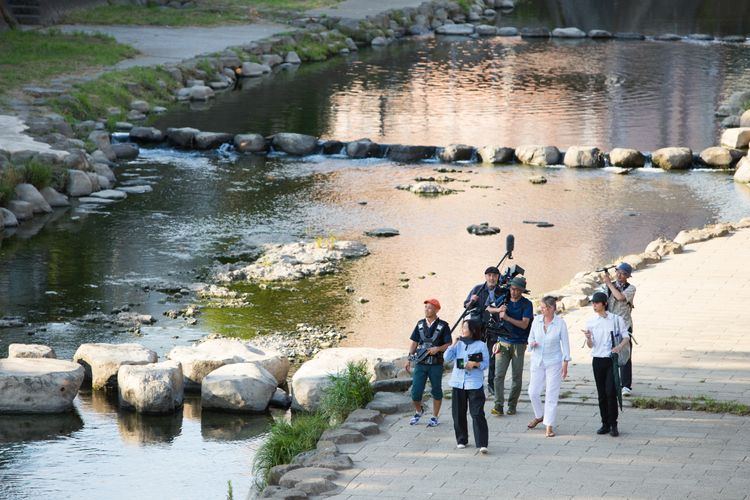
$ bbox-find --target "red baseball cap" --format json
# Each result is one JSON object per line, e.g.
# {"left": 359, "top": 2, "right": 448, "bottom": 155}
{"left": 424, "top": 298, "right": 441, "bottom": 310}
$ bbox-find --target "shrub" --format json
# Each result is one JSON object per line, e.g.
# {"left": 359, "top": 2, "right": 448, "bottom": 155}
{"left": 319, "top": 361, "right": 374, "bottom": 425}
{"left": 631, "top": 395, "right": 750, "bottom": 416}
{"left": 22, "top": 160, "right": 53, "bottom": 189}
{"left": 0, "top": 166, "right": 23, "bottom": 206}
{"left": 252, "top": 412, "right": 328, "bottom": 487}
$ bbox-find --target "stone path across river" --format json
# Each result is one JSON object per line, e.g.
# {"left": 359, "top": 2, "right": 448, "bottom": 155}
{"left": 329, "top": 227, "right": 750, "bottom": 499}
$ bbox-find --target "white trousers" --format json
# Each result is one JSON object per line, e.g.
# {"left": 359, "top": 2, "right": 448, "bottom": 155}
{"left": 528, "top": 361, "right": 562, "bottom": 427}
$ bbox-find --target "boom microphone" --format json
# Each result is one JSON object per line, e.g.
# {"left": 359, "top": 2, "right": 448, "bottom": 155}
{"left": 505, "top": 234, "right": 515, "bottom": 256}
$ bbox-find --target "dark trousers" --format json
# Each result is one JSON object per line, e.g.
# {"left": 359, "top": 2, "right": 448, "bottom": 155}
{"left": 486, "top": 337, "right": 496, "bottom": 391}
{"left": 621, "top": 346, "right": 632, "bottom": 389}
{"left": 593, "top": 357, "right": 618, "bottom": 426}
{"left": 452, "top": 387, "right": 488, "bottom": 448}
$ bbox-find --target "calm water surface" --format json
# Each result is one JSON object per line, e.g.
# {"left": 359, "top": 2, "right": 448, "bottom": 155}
{"left": 157, "top": 36, "right": 750, "bottom": 151}
{"left": 4, "top": 4, "right": 750, "bottom": 498}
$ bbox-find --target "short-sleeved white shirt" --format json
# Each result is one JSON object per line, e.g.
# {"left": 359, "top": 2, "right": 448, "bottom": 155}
{"left": 586, "top": 312, "right": 629, "bottom": 358}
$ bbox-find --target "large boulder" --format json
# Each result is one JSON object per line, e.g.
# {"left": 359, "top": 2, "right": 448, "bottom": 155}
{"left": 66, "top": 169, "right": 94, "bottom": 197}
{"left": 734, "top": 156, "right": 750, "bottom": 184}
{"left": 563, "top": 146, "right": 604, "bottom": 168}
{"left": 201, "top": 363, "right": 278, "bottom": 412}
{"left": 8, "top": 200, "right": 33, "bottom": 221}
{"left": 699, "top": 147, "right": 735, "bottom": 168}
{"left": 439, "top": 144, "right": 475, "bottom": 162}
{"left": 435, "top": 24, "right": 475, "bottom": 36}
{"left": 552, "top": 27, "right": 586, "bottom": 38}
{"left": 477, "top": 146, "right": 514, "bottom": 164}
{"left": 1, "top": 207, "right": 18, "bottom": 227}
{"left": 272, "top": 133, "right": 318, "bottom": 156}
{"left": 0, "top": 358, "right": 84, "bottom": 413}
{"left": 189, "top": 85, "right": 215, "bottom": 101}
{"left": 609, "top": 148, "right": 645, "bottom": 168}
{"left": 740, "top": 109, "right": 750, "bottom": 127}
{"left": 129, "top": 126, "right": 164, "bottom": 143}
{"left": 167, "top": 127, "right": 200, "bottom": 148}
{"left": 720, "top": 128, "right": 750, "bottom": 149}
{"left": 346, "top": 138, "right": 382, "bottom": 158}
{"left": 241, "top": 62, "right": 271, "bottom": 77}
{"left": 515, "top": 145, "right": 561, "bottom": 166}
{"left": 111, "top": 143, "right": 140, "bottom": 160}
{"left": 88, "top": 130, "right": 116, "bottom": 162}
{"left": 14, "top": 183, "right": 52, "bottom": 213}
{"left": 8, "top": 344, "right": 56, "bottom": 359}
{"left": 194, "top": 132, "right": 234, "bottom": 150}
{"left": 651, "top": 147, "right": 693, "bottom": 170}
{"left": 166, "top": 339, "right": 289, "bottom": 390}
{"left": 291, "top": 347, "right": 408, "bottom": 411}
{"left": 73, "top": 343, "right": 158, "bottom": 390}
{"left": 40, "top": 186, "right": 70, "bottom": 207}
{"left": 387, "top": 145, "right": 436, "bottom": 163}
{"left": 118, "top": 360, "right": 184, "bottom": 414}
{"left": 674, "top": 223, "right": 733, "bottom": 246}
{"left": 234, "top": 133, "right": 268, "bottom": 153}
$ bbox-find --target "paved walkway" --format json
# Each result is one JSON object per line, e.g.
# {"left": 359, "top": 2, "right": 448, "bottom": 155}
{"left": 330, "top": 226, "right": 750, "bottom": 499}
{"left": 308, "top": 0, "right": 425, "bottom": 19}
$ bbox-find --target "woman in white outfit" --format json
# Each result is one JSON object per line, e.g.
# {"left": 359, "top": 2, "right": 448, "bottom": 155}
{"left": 526, "top": 296, "right": 570, "bottom": 437}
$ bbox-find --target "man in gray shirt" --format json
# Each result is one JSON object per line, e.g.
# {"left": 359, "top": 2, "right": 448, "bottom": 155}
{"left": 602, "top": 262, "right": 636, "bottom": 396}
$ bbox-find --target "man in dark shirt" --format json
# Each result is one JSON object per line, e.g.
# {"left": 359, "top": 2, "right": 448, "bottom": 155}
{"left": 489, "top": 275, "right": 533, "bottom": 416}
{"left": 405, "top": 298, "right": 452, "bottom": 427}
{"left": 464, "top": 266, "right": 504, "bottom": 394}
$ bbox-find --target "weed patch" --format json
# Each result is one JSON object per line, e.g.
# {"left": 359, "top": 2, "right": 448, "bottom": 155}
{"left": 631, "top": 395, "right": 750, "bottom": 416}
{"left": 319, "top": 360, "right": 374, "bottom": 424}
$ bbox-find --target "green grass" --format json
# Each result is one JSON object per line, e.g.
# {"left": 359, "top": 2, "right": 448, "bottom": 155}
{"left": 22, "top": 160, "right": 53, "bottom": 189}
{"left": 631, "top": 395, "right": 750, "bottom": 416}
{"left": 0, "top": 30, "right": 137, "bottom": 95}
{"left": 252, "top": 412, "right": 328, "bottom": 487}
{"left": 48, "top": 66, "right": 180, "bottom": 124}
{"left": 0, "top": 166, "right": 24, "bottom": 206}
{"left": 60, "top": 0, "right": 340, "bottom": 26}
{"left": 319, "top": 360, "right": 374, "bottom": 425}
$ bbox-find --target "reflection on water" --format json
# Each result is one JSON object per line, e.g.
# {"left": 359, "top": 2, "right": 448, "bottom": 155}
{"left": 0, "top": 391, "right": 268, "bottom": 500}
{"left": 0, "top": 411, "right": 84, "bottom": 443}
{"left": 156, "top": 36, "right": 750, "bottom": 151}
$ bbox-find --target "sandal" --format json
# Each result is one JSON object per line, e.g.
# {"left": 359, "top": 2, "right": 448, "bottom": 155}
{"left": 545, "top": 427, "right": 556, "bottom": 438}
{"left": 527, "top": 417, "right": 543, "bottom": 429}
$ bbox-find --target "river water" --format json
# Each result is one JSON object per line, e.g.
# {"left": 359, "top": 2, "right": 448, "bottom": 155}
{"left": 4, "top": 4, "right": 750, "bottom": 499}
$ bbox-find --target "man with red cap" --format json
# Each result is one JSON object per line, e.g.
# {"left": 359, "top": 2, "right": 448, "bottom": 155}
{"left": 405, "top": 298, "right": 452, "bottom": 427}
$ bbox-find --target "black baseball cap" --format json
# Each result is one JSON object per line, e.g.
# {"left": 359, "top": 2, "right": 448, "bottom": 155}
{"left": 484, "top": 266, "right": 500, "bottom": 275}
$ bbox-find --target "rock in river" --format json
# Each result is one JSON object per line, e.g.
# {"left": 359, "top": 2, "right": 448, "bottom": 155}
{"left": 272, "top": 133, "right": 319, "bottom": 156}
{"left": 14, "top": 183, "right": 52, "bottom": 213}
{"left": 364, "top": 228, "right": 400, "bottom": 237}
{"left": 201, "top": 363, "right": 278, "bottom": 412}
{"left": 515, "top": 145, "right": 561, "bottom": 166}
{"left": 609, "top": 148, "right": 645, "bottom": 168}
{"left": 213, "top": 240, "right": 369, "bottom": 282}
{"left": 467, "top": 223, "right": 500, "bottom": 235}
{"left": 73, "top": 343, "right": 158, "bottom": 390}
{"left": 8, "top": 343, "right": 56, "bottom": 359}
{"left": 118, "top": 360, "right": 184, "bottom": 414}
{"left": 651, "top": 147, "right": 693, "bottom": 170}
{"left": 0, "top": 358, "right": 84, "bottom": 413}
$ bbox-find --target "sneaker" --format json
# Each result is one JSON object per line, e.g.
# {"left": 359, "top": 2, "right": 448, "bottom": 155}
{"left": 479, "top": 447, "right": 488, "bottom": 454}
{"left": 427, "top": 416, "right": 439, "bottom": 427}
{"left": 507, "top": 407, "right": 517, "bottom": 416}
{"left": 596, "top": 425, "right": 611, "bottom": 435}
{"left": 490, "top": 407, "right": 504, "bottom": 416}
{"left": 409, "top": 412, "right": 423, "bottom": 425}
{"left": 456, "top": 443, "right": 466, "bottom": 449}
{"left": 622, "top": 387, "right": 632, "bottom": 397}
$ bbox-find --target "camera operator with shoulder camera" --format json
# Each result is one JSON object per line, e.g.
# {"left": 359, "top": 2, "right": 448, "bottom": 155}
{"left": 489, "top": 275, "right": 533, "bottom": 416}
{"left": 464, "top": 266, "right": 505, "bottom": 395}
{"left": 404, "top": 299, "right": 451, "bottom": 427}
{"left": 602, "top": 262, "right": 636, "bottom": 396}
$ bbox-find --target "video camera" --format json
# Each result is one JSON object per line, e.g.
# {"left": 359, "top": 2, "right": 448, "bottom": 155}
{"left": 467, "top": 264, "right": 526, "bottom": 339}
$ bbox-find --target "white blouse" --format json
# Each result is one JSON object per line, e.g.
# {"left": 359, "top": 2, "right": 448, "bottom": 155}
{"left": 586, "top": 312, "right": 629, "bottom": 358}
{"left": 528, "top": 314, "right": 571, "bottom": 368}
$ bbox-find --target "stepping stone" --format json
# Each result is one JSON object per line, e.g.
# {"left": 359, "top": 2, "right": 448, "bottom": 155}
{"left": 365, "top": 391, "right": 413, "bottom": 414}
{"left": 201, "top": 363, "right": 278, "bottom": 413}
{"left": 118, "top": 360, "right": 184, "bottom": 414}
{"left": 0, "top": 358, "right": 85, "bottom": 413}
{"left": 116, "top": 185, "right": 153, "bottom": 194}
{"left": 269, "top": 464, "right": 302, "bottom": 486}
{"left": 260, "top": 486, "right": 307, "bottom": 499}
{"left": 278, "top": 467, "right": 337, "bottom": 489}
{"left": 90, "top": 189, "right": 128, "bottom": 200}
{"left": 319, "top": 427, "right": 365, "bottom": 444}
{"left": 293, "top": 449, "right": 354, "bottom": 469}
{"left": 371, "top": 377, "right": 412, "bottom": 392}
{"left": 341, "top": 421, "right": 380, "bottom": 436}
{"left": 73, "top": 343, "right": 158, "bottom": 390}
{"left": 345, "top": 408, "right": 384, "bottom": 424}
{"left": 8, "top": 343, "right": 56, "bottom": 359}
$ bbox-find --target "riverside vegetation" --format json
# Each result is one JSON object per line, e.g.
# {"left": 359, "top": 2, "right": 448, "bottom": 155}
{"left": 252, "top": 360, "right": 373, "bottom": 487}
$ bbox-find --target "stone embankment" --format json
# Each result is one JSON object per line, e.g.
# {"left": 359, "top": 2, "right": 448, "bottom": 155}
{"left": 4, "top": 0, "right": 750, "bottom": 233}
{"left": 542, "top": 217, "right": 750, "bottom": 311}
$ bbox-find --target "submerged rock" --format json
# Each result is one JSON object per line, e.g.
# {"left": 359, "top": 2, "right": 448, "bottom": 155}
{"left": 407, "top": 181, "right": 454, "bottom": 194}
{"left": 364, "top": 228, "right": 400, "bottom": 237}
{"left": 213, "top": 240, "right": 369, "bottom": 282}
{"left": 467, "top": 223, "right": 500, "bottom": 235}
